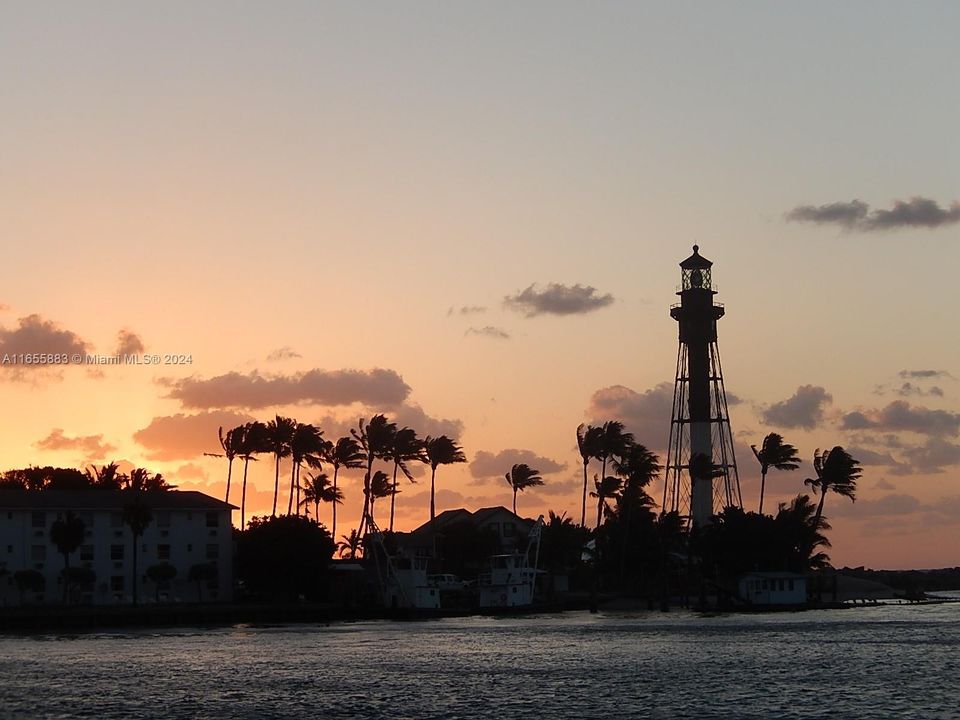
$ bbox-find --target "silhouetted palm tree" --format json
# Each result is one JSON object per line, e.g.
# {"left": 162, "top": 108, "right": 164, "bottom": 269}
{"left": 238, "top": 421, "right": 269, "bottom": 529}
{"left": 576, "top": 423, "right": 604, "bottom": 528}
{"left": 805, "top": 446, "right": 861, "bottom": 525}
{"left": 384, "top": 427, "right": 425, "bottom": 531}
{"left": 596, "top": 421, "right": 635, "bottom": 514}
{"left": 205, "top": 426, "right": 243, "bottom": 504}
{"left": 751, "top": 432, "right": 801, "bottom": 515}
{"left": 591, "top": 474, "right": 623, "bottom": 528}
{"left": 265, "top": 415, "right": 296, "bottom": 517}
{"left": 124, "top": 467, "right": 174, "bottom": 492}
{"left": 337, "top": 530, "right": 362, "bottom": 559}
{"left": 300, "top": 471, "right": 343, "bottom": 523}
{"left": 288, "top": 423, "right": 325, "bottom": 516}
{"left": 424, "top": 435, "right": 467, "bottom": 525}
{"left": 775, "top": 493, "right": 833, "bottom": 570}
{"left": 325, "top": 436, "right": 365, "bottom": 540}
{"left": 504, "top": 463, "right": 544, "bottom": 515}
{"left": 84, "top": 462, "right": 123, "bottom": 490}
{"left": 122, "top": 495, "right": 153, "bottom": 606}
{"left": 366, "top": 470, "right": 395, "bottom": 526}
{"left": 50, "top": 511, "right": 85, "bottom": 603}
{"left": 351, "top": 415, "right": 396, "bottom": 535}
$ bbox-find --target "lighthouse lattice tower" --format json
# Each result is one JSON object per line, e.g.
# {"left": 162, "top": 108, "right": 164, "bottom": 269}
{"left": 663, "top": 245, "right": 741, "bottom": 526}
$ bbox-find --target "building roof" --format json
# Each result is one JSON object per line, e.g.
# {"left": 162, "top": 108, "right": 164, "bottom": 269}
{"left": 679, "top": 244, "right": 712, "bottom": 270}
{"left": 408, "top": 506, "right": 531, "bottom": 535}
{"left": 739, "top": 571, "right": 807, "bottom": 579}
{"left": 0, "top": 489, "right": 236, "bottom": 511}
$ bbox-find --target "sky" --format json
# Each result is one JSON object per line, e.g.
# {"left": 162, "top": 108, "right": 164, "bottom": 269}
{"left": 2, "top": 1, "right": 959, "bottom": 569}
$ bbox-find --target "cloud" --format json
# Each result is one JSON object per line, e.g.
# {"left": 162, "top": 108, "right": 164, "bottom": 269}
{"left": 35, "top": 428, "right": 117, "bottom": 459}
{"left": 899, "top": 369, "right": 951, "bottom": 380}
{"left": 844, "top": 446, "right": 901, "bottom": 467}
{"left": 174, "top": 463, "right": 209, "bottom": 481}
{"left": 901, "top": 438, "right": 960, "bottom": 474}
{"left": 504, "top": 283, "right": 614, "bottom": 317}
{"left": 840, "top": 400, "right": 960, "bottom": 437}
{"left": 448, "top": 305, "right": 487, "bottom": 316}
{"left": 761, "top": 385, "right": 832, "bottom": 430}
{"left": 586, "top": 382, "right": 674, "bottom": 452}
{"left": 786, "top": 197, "right": 960, "bottom": 231}
{"left": 896, "top": 382, "right": 944, "bottom": 398}
{"left": 469, "top": 449, "right": 567, "bottom": 481}
{"left": 875, "top": 478, "right": 896, "bottom": 490}
{"left": 390, "top": 403, "right": 465, "bottom": 440}
{"left": 267, "top": 346, "right": 302, "bottom": 362}
{"left": 133, "top": 410, "right": 255, "bottom": 461}
{"left": 0, "top": 314, "right": 90, "bottom": 378}
{"left": 465, "top": 326, "right": 510, "bottom": 340}
{"left": 162, "top": 368, "right": 411, "bottom": 410}
{"left": 115, "top": 329, "right": 145, "bottom": 355}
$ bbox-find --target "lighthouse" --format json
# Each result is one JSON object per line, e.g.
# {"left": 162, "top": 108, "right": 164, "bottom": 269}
{"left": 663, "top": 245, "right": 741, "bottom": 527}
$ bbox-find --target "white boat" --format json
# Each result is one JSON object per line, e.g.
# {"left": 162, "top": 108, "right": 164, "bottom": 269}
{"left": 477, "top": 515, "right": 544, "bottom": 608}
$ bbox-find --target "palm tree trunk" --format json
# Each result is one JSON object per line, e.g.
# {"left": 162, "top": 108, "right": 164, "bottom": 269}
{"left": 597, "top": 493, "right": 604, "bottom": 529}
{"left": 358, "top": 460, "right": 373, "bottom": 537}
{"left": 332, "top": 466, "right": 339, "bottom": 539}
{"left": 241, "top": 457, "right": 250, "bottom": 530}
{"left": 315, "top": 499, "right": 320, "bottom": 523}
{"left": 131, "top": 533, "right": 139, "bottom": 606}
{"left": 429, "top": 466, "right": 437, "bottom": 524}
{"left": 814, "top": 489, "right": 827, "bottom": 527}
{"left": 758, "top": 469, "right": 767, "bottom": 515}
{"left": 580, "top": 461, "right": 589, "bottom": 527}
{"left": 272, "top": 455, "right": 280, "bottom": 517}
{"left": 225, "top": 458, "right": 234, "bottom": 504}
{"left": 389, "top": 463, "right": 399, "bottom": 531}
{"left": 512, "top": 487, "right": 517, "bottom": 515}
{"left": 287, "top": 460, "right": 297, "bottom": 515}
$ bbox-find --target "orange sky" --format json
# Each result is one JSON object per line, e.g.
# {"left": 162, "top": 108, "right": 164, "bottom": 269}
{"left": 2, "top": 3, "right": 959, "bottom": 569}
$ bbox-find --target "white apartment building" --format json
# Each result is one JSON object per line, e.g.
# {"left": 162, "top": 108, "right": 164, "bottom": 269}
{"left": 0, "top": 490, "right": 234, "bottom": 606}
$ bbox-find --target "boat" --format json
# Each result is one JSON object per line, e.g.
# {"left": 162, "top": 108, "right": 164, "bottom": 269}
{"left": 477, "top": 515, "right": 544, "bottom": 608}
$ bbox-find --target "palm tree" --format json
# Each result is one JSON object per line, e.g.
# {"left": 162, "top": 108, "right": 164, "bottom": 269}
{"left": 288, "top": 422, "right": 325, "bottom": 516}
{"left": 366, "top": 470, "right": 395, "bottom": 526}
{"left": 300, "top": 471, "right": 343, "bottom": 523}
{"left": 125, "top": 467, "right": 174, "bottom": 492}
{"left": 384, "top": 427, "right": 425, "bottom": 532}
{"left": 337, "top": 530, "right": 362, "bottom": 559}
{"left": 204, "top": 426, "right": 243, "bottom": 504}
{"left": 504, "top": 463, "right": 544, "bottom": 515}
{"left": 774, "top": 494, "right": 833, "bottom": 570}
{"left": 351, "top": 415, "right": 396, "bottom": 536}
{"left": 423, "top": 435, "right": 466, "bottom": 525}
{"left": 84, "top": 462, "right": 122, "bottom": 490}
{"left": 238, "top": 421, "right": 269, "bottom": 530}
{"left": 751, "top": 432, "right": 801, "bottom": 515}
{"left": 805, "top": 446, "right": 861, "bottom": 525}
{"left": 596, "top": 421, "right": 635, "bottom": 502}
{"left": 576, "top": 423, "right": 604, "bottom": 528}
{"left": 50, "top": 511, "right": 85, "bottom": 603}
{"left": 591, "top": 474, "right": 623, "bottom": 528}
{"left": 324, "top": 436, "right": 365, "bottom": 540}
{"left": 265, "top": 415, "right": 296, "bottom": 517}
{"left": 122, "top": 495, "right": 153, "bottom": 606}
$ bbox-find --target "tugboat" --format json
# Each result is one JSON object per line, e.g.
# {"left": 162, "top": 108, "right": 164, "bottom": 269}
{"left": 477, "top": 515, "right": 543, "bottom": 608}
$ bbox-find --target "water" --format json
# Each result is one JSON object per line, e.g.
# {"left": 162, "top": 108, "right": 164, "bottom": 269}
{"left": 2, "top": 600, "right": 959, "bottom": 719}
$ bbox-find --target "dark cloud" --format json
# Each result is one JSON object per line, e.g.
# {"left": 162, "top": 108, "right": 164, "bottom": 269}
{"left": 875, "top": 478, "right": 896, "bottom": 490}
{"left": 133, "top": 410, "right": 255, "bottom": 461}
{"left": 0, "top": 314, "right": 90, "bottom": 377}
{"left": 115, "top": 329, "right": 145, "bottom": 355}
{"left": 390, "top": 404, "right": 464, "bottom": 440}
{"left": 786, "top": 197, "right": 960, "bottom": 231}
{"left": 840, "top": 400, "right": 960, "bottom": 437}
{"left": 895, "top": 382, "right": 944, "bottom": 398}
{"left": 829, "top": 493, "right": 921, "bottom": 518}
{"left": 901, "top": 438, "right": 960, "bottom": 474}
{"left": 761, "top": 385, "right": 832, "bottom": 430}
{"left": 35, "top": 429, "right": 117, "bottom": 459}
{"left": 586, "top": 382, "right": 674, "bottom": 452}
{"left": 266, "top": 346, "right": 302, "bottom": 362}
{"left": 448, "top": 305, "right": 487, "bottom": 316}
{"left": 163, "top": 368, "right": 411, "bottom": 410}
{"left": 465, "top": 326, "right": 510, "bottom": 340}
{"left": 844, "top": 446, "right": 901, "bottom": 467}
{"left": 899, "top": 369, "right": 951, "bottom": 380}
{"left": 504, "top": 283, "right": 614, "bottom": 317}
{"left": 469, "top": 449, "right": 567, "bottom": 481}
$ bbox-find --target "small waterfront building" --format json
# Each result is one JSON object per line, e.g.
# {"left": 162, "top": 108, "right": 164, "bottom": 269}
{"left": 738, "top": 571, "right": 807, "bottom": 606}
{"left": 399, "top": 506, "right": 535, "bottom": 559}
{"left": 0, "top": 490, "right": 234, "bottom": 606}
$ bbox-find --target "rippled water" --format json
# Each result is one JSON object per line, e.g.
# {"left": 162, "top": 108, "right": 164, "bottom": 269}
{"left": 2, "top": 599, "right": 959, "bottom": 719}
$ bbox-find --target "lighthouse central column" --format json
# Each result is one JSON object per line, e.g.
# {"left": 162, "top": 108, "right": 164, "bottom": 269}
{"left": 688, "top": 339, "right": 713, "bottom": 526}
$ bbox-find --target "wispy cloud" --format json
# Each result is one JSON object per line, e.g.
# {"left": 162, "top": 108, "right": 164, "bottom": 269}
{"left": 465, "top": 326, "right": 510, "bottom": 340}
{"left": 504, "top": 283, "right": 614, "bottom": 317}
{"left": 266, "top": 346, "right": 302, "bottom": 362}
{"left": 115, "top": 329, "right": 145, "bottom": 355}
{"left": 841, "top": 400, "right": 960, "bottom": 437}
{"left": 469, "top": 448, "right": 567, "bottom": 481}
{"left": 35, "top": 428, "right": 117, "bottom": 459}
{"left": 447, "top": 305, "right": 487, "bottom": 316}
{"left": 786, "top": 197, "right": 960, "bottom": 232}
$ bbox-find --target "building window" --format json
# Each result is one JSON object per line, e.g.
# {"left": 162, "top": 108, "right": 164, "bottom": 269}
{"left": 80, "top": 545, "right": 94, "bottom": 563}
{"left": 788, "top": 579, "right": 795, "bottom": 591}
{"left": 31, "top": 545, "right": 46, "bottom": 562}
{"left": 32, "top": 512, "right": 45, "bottom": 528}
{"left": 778, "top": 579, "right": 785, "bottom": 592}
{"left": 761, "top": 579, "right": 768, "bottom": 590}
{"left": 110, "top": 545, "right": 125, "bottom": 561}
{"left": 206, "top": 544, "right": 219, "bottom": 561}
{"left": 110, "top": 576, "right": 125, "bottom": 592}
{"left": 205, "top": 512, "right": 219, "bottom": 528}
{"left": 157, "top": 544, "right": 170, "bottom": 561}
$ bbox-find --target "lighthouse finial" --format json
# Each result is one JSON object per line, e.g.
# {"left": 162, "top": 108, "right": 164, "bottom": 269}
{"left": 692, "top": 244, "right": 699, "bottom": 253}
